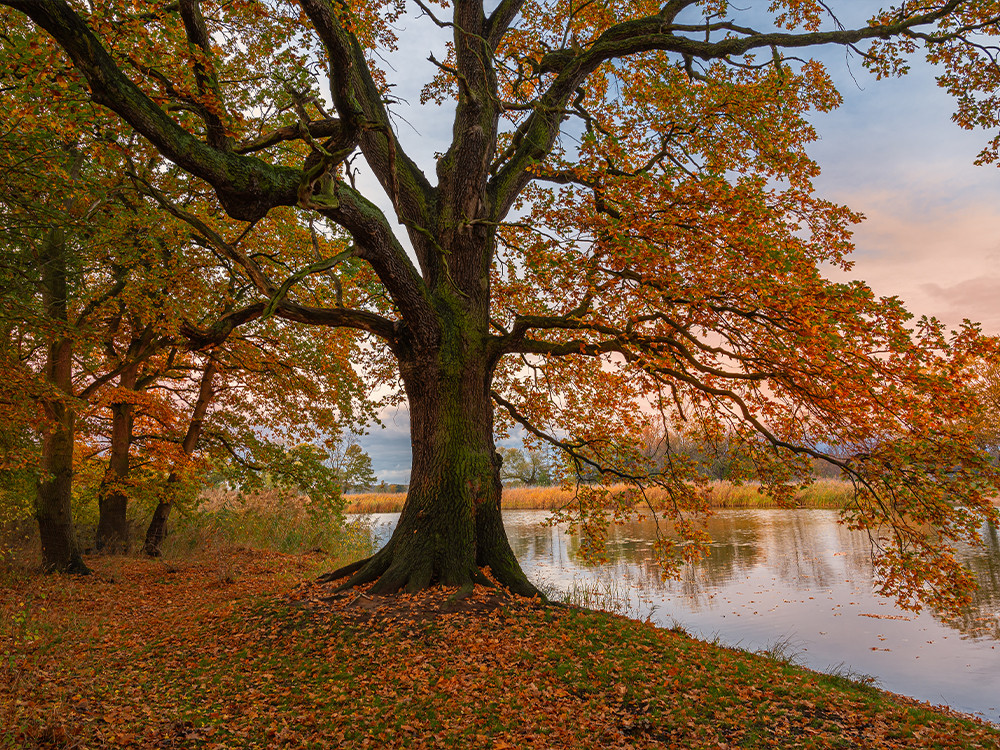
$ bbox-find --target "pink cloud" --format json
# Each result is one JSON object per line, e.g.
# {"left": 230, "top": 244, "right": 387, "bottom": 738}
{"left": 823, "top": 189, "right": 1000, "bottom": 335}
{"left": 921, "top": 277, "right": 1000, "bottom": 332}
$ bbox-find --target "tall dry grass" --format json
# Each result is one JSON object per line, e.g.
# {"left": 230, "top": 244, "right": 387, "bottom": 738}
{"left": 344, "top": 479, "right": 853, "bottom": 513}
{"left": 155, "top": 489, "right": 375, "bottom": 572}
{"left": 0, "top": 488, "right": 376, "bottom": 587}
{"left": 706, "top": 479, "right": 851, "bottom": 509}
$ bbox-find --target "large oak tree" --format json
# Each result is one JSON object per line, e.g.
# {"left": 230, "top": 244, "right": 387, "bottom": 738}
{"left": 5, "top": 0, "right": 1000, "bottom": 610}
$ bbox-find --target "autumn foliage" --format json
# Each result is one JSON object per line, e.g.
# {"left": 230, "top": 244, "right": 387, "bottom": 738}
{"left": 3, "top": 555, "right": 999, "bottom": 748}
{"left": 1, "top": 0, "right": 1000, "bottom": 614}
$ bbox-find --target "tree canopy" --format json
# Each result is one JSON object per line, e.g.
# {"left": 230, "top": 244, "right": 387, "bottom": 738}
{"left": 3, "top": 0, "right": 1000, "bottom": 612}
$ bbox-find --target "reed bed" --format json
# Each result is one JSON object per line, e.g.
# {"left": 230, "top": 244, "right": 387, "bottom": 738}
{"left": 344, "top": 479, "right": 853, "bottom": 513}
{"left": 159, "top": 489, "right": 374, "bottom": 566}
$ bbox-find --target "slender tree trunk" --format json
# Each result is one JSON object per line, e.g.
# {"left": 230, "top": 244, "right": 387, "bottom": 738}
{"left": 36, "top": 226, "right": 88, "bottom": 574}
{"left": 331, "top": 331, "right": 537, "bottom": 596}
{"left": 144, "top": 357, "right": 218, "bottom": 556}
{"left": 94, "top": 369, "right": 136, "bottom": 553}
{"left": 143, "top": 492, "right": 173, "bottom": 557}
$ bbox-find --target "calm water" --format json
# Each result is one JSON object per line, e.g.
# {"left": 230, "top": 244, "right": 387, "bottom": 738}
{"left": 360, "top": 509, "right": 1000, "bottom": 724}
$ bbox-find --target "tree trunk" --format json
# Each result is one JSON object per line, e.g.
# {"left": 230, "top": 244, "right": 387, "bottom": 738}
{"left": 330, "top": 337, "right": 538, "bottom": 597}
{"left": 143, "top": 493, "right": 173, "bottom": 557}
{"left": 33, "top": 152, "right": 92, "bottom": 573}
{"left": 144, "top": 357, "right": 218, "bottom": 556}
{"left": 36, "top": 223, "right": 88, "bottom": 573}
{"left": 95, "top": 371, "right": 137, "bottom": 553}
{"left": 37, "top": 379, "right": 88, "bottom": 573}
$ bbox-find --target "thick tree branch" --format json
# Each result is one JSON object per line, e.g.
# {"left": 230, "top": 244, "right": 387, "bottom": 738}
{"left": 485, "top": 0, "right": 527, "bottom": 49}
{"left": 491, "top": 390, "right": 649, "bottom": 484}
{"left": 297, "top": 0, "right": 435, "bottom": 250}
{"left": 235, "top": 118, "right": 350, "bottom": 155}
{"left": 495, "top": 349, "right": 853, "bottom": 486}
{"left": 2, "top": 0, "right": 300, "bottom": 221}
{"left": 177, "top": 0, "right": 231, "bottom": 149}
{"left": 489, "top": 0, "right": 968, "bottom": 218}
{"left": 439, "top": 2, "right": 498, "bottom": 189}
{"left": 134, "top": 166, "right": 431, "bottom": 337}
{"left": 180, "top": 300, "right": 396, "bottom": 349}
{"left": 314, "top": 185, "right": 437, "bottom": 340}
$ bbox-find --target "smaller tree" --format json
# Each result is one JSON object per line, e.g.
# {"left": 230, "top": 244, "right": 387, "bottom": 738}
{"left": 327, "top": 438, "right": 378, "bottom": 494}
{"left": 498, "top": 446, "right": 553, "bottom": 487}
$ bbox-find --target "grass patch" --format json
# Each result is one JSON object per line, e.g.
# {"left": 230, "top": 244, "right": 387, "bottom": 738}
{"left": 346, "top": 480, "right": 855, "bottom": 513}
{"left": 1, "top": 490, "right": 377, "bottom": 583}
{"left": 2, "top": 555, "right": 996, "bottom": 749}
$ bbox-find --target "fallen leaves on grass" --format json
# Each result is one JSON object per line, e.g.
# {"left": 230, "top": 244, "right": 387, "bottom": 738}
{"left": 2, "top": 552, "right": 998, "bottom": 749}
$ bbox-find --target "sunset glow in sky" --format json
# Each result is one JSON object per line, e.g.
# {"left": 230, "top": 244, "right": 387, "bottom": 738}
{"left": 811, "top": 58, "right": 1000, "bottom": 334}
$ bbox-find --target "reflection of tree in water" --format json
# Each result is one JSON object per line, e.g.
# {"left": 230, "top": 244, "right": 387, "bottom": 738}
{"left": 620, "top": 514, "right": 766, "bottom": 607}
{"left": 509, "top": 512, "right": 767, "bottom": 608}
{"left": 752, "top": 512, "right": 839, "bottom": 589}
{"left": 506, "top": 511, "right": 1000, "bottom": 635}
{"left": 506, "top": 512, "right": 761, "bottom": 600}
{"left": 935, "top": 522, "right": 1000, "bottom": 640}
{"left": 669, "top": 517, "right": 761, "bottom": 606}
{"left": 831, "top": 522, "right": 878, "bottom": 582}
{"left": 672, "top": 511, "right": 873, "bottom": 605}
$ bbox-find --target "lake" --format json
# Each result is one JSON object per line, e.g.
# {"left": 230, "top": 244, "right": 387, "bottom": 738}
{"left": 359, "top": 508, "right": 1000, "bottom": 724}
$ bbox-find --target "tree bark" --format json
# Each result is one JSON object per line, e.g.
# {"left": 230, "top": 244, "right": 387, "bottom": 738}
{"left": 36, "top": 225, "right": 88, "bottom": 574}
{"left": 144, "top": 357, "right": 218, "bottom": 556}
{"left": 331, "top": 325, "right": 538, "bottom": 596}
{"left": 37, "top": 367, "right": 88, "bottom": 573}
{"left": 143, "top": 495, "right": 173, "bottom": 557}
{"left": 95, "top": 368, "right": 137, "bottom": 553}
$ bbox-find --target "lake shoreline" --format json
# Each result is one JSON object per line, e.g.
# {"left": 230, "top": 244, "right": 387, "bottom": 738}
{"left": 345, "top": 479, "right": 855, "bottom": 513}
{"left": 358, "top": 506, "right": 1000, "bottom": 724}
{"left": 3, "top": 550, "right": 997, "bottom": 748}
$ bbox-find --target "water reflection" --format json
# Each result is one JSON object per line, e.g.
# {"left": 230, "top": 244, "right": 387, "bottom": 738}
{"left": 360, "top": 509, "right": 1000, "bottom": 724}
{"left": 512, "top": 510, "right": 880, "bottom": 608}
{"left": 936, "top": 522, "right": 1000, "bottom": 640}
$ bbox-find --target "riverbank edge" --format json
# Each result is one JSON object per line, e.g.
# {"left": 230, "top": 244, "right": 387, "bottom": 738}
{"left": 2, "top": 550, "right": 996, "bottom": 749}
{"left": 346, "top": 479, "right": 855, "bottom": 513}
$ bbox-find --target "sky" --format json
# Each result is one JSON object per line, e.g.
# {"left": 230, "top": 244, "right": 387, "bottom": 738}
{"left": 353, "top": 5, "right": 1000, "bottom": 484}
{"left": 810, "top": 60, "right": 1000, "bottom": 334}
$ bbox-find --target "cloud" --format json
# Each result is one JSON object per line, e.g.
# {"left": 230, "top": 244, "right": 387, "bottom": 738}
{"left": 804, "top": 60, "right": 1000, "bottom": 335}
{"left": 357, "top": 405, "right": 413, "bottom": 484}
{"left": 821, "top": 192, "right": 1000, "bottom": 333}
{"left": 921, "top": 277, "right": 1000, "bottom": 331}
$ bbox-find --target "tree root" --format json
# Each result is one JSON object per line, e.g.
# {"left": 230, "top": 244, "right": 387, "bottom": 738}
{"left": 316, "top": 518, "right": 545, "bottom": 601}
{"left": 320, "top": 553, "right": 545, "bottom": 601}
{"left": 316, "top": 555, "right": 372, "bottom": 584}
{"left": 43, "top": 556, "right": 91, "bottom": 575}
{"left": 448, "top": 583, "right": 475, "bottom": 602}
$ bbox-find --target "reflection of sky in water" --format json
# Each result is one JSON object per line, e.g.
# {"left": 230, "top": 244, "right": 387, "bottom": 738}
{"left": 356, "top": 509, "right": 1000, "bottom": 725}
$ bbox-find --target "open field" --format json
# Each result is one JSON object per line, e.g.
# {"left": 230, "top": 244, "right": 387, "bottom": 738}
{"left": 345, "top": 479, "right": 854, "bottom": 514}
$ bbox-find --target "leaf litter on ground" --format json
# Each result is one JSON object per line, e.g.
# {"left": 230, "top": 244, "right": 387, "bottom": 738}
{"left": 2, "top": 550, "right": 998, "bottom": 749}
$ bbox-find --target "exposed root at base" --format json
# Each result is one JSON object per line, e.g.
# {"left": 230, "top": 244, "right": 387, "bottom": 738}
{"left": 42, "top": 558, "right": 91, "bottom": 576}
{"left": 293, "top": 577, "right": 546, "bottom": 626}
{"left": 316, "top": 554, "right": 546, "bottom": 602}
{"left": 315, "top": 554, "right": 372, "bottom": 584}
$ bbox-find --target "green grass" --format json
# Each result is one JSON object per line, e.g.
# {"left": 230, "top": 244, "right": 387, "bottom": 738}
{"left": 2, "top": 554, "right": 996, "bottom": 749}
